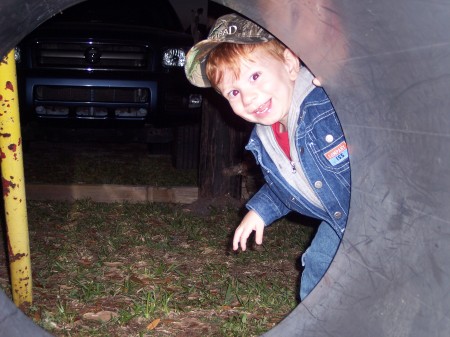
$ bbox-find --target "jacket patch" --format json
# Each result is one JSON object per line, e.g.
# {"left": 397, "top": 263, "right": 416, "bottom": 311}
{"left": 324, "top": 141, "right": 348, "bottom": 166}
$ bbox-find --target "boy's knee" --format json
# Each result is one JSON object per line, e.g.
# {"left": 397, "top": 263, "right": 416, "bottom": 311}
{"left": 300, "top": 250, "right": 335, "bottom": 300}
{"left": 299, "top": 227, "right": 341, "bottom": 300}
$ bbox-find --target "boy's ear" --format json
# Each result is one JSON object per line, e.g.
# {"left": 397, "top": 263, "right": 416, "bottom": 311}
{"left": 283, "top": 48, "right": 301, "bottom": 80}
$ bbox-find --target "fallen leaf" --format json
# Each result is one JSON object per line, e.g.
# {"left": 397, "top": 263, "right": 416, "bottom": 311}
{"left": 82, "top": 311, "right": 118, "bottom": 322}
{"left": 130, "top": 274, "right": 152, "bottom": 285}
{"left": 33, "top": 310, "right": 42, "bottom": 321}
{"left": 154, "top": 277, "right": 173, "bottom": 284}
{"left": 104, "top": 271, "right": 124, "bottom": 280}
{"left": 201, "top": 247, "right": 214, "bottom": 254}
{"left": 103, "top": 262, "right": 124, "bottom": 267}
{"left": 78, "top": 259, "right": 92, "bottom": 266}
{"left": 187, "top": 293, "right": 200, "bottom": 300}
{"left": 147, "top": 318, "right": 161, "bottom": 330}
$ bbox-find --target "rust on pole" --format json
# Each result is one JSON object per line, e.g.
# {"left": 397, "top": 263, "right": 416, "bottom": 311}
{"left": 0, "top": 49, "right": 33, "bottom": 309}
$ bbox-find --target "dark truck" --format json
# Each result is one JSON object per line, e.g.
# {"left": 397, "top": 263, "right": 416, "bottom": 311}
{"left": 16, "top": 0, "right": 202, "bottom": 169}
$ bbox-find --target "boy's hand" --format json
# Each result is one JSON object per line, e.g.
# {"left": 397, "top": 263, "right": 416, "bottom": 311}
{"left": 233, "top": 210, "right": 265, "bottom": 251}
{"left": 313, "top": 78, "right": 322, "bottom": 87}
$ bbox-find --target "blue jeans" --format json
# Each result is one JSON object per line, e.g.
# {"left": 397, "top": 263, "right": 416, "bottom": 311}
{"left": 300, "top": 221, "right": 341, "bottom": 300}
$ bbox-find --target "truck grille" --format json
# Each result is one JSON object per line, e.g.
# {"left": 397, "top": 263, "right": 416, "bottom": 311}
{"left": 33, "top": 86, "right": 150, "bottom": 119}
{"left": 34, "top": 41, "right": 150, "bottom": 70}
{"left": 35, "top": 86, "right": 149, "bottom": 103}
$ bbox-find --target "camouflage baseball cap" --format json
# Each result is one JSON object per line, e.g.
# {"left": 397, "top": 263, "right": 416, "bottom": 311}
{"left": 185, "top": 13, "right": 274, "bottom": 88}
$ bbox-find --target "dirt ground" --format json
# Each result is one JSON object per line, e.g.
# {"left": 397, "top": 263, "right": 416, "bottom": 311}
{"left": 0, "top": 141, "right": 315, "bottom": 336}
{"left": 0, "top": 196, "right": 314, "bottom": 337}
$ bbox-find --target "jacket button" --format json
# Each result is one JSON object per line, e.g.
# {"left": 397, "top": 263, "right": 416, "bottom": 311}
{"left": 314, "top": 180, "right": 323, "bottom": 189}
{"left": 325, "top": 134, "right": 334, "bottom": 143}
{"left": 299, "top": 146, "right": 304, "bottom": 155}
{"left": 334, "top": 211, "right": 342, "bottom": 219}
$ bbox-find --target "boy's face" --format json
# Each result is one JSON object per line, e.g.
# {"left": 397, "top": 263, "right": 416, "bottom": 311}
{"left": 216, "top": 48, "right": 300, "bottom": 128}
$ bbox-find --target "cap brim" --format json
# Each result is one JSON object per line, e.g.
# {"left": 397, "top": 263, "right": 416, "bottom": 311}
{"left": 185, "top": 40, "right": 223, "bottom": 88}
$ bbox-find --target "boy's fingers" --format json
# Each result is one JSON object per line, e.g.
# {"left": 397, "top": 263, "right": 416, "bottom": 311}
{"left": 312, "top": 77, "right": 322, "bottom": 87}
{"left": 233, "top": 225, "right": 255, "bottom": 251}
{"left": 255, "top": 226, "right": 264, "bottom": 245}
{"left": 239, "top": 226, "right": 254, "bottom": 251}
{"left": 232, "top": 227, "right": 243, "bottom": 251}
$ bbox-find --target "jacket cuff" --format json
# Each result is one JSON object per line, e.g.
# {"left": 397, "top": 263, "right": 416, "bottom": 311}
{"left": 246, "top": 184, "right": 290, "bottom": 226}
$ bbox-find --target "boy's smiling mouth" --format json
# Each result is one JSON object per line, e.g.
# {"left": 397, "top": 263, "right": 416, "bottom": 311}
{"left": 252, "top": 99, "right": 272, "bottom": 115}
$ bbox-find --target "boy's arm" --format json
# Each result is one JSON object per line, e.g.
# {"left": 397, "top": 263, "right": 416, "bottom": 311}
{"left": 233, "top": 184, "right": 290, "bottom": 251}
{"left": 246, "top": 183, "right": 291, "bottom": 226}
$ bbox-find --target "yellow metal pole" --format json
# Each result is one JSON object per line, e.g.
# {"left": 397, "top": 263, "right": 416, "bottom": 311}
{"left": 0, "top": 49, "right": 32, "bottom": 309}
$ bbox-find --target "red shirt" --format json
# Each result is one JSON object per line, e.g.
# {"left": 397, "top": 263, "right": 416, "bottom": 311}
{"left": 272, "top": 122, "right": 290, "bottom": 160}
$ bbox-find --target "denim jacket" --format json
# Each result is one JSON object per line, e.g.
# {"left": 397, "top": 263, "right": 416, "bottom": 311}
{"left": 245, "top": 86, "right": 351, "bottom": 238}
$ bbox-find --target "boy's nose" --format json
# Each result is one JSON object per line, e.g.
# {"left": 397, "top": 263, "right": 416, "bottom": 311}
{"left": 241, "top": 90, "right": 257, "bottom": 108}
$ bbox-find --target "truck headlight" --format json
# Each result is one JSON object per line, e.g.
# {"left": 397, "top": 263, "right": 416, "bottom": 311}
{"left": 14, "top": 46, "right": 21, "bottom": 63}
{"left": 162, "top": 48, "right": 186, "bottom": 67}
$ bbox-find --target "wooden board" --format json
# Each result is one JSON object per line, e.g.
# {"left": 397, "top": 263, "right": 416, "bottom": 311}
{"left": 26, "top": 184, "right": 198, "bottom": 204}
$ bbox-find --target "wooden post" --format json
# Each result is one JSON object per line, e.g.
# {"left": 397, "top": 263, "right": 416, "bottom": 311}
{"left": 198, "top": 90, "right": 251, "bottom": 199}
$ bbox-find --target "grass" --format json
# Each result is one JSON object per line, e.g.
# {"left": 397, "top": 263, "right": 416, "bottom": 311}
{"left": 0, "top": 199, "right": 315, "bottom": 336}
{"left": 0, "top": 140, "right": 317, "bottom": 335}
{"left": 22, "top": 141, "right": 198, "bottom": 186}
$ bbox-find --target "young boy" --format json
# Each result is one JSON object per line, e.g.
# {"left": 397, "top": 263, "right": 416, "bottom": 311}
{"left": 184, "top": 13, "right": 351, "bottom": 300}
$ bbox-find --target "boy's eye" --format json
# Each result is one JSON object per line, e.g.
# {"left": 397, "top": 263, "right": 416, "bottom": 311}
{"left": 228, "top": 89, "right": 239, "bottom": 98}
{"left": 251, "top": 72, "right": 260, "bottom": 81}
